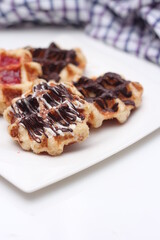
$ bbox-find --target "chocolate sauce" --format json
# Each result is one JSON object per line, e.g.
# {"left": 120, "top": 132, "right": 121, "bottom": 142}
{"left": 74, "top": 72, "right": 135, "bottom": 112}
{"left": 12, "top": 82, "right": 84, "bottom": 143}
{"left": 30, "top": 42, "right": 78, "bottom": 82}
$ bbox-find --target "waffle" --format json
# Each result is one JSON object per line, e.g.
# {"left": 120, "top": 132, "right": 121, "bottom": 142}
{"left": 74, "top": 72, "right": 143, "bottom": 128}
{"left": 0, "top": 48, "right": 42, "bottom": 114}
{"left": 28, "top": 42, "right": 86, "bottom": 83}
{"left": 4, "top": 79, "right": 90, "bottom": 156}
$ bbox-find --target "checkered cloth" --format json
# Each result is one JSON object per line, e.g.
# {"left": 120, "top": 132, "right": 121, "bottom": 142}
{"left": 0, "top": 0, "right": 160, "bottom": 65}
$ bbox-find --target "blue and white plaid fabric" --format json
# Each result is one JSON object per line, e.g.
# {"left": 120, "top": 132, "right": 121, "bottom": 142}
{"left": 0, "top": 0, "right": 160, "bottom": 65}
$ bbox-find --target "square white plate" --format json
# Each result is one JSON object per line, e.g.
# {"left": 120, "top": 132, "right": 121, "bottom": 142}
{"left": 0, "top": 30, "right": 159, "bottom": 193}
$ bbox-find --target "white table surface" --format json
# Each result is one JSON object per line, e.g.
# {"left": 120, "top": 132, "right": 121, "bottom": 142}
{"left": 0, "top": 28, "right": 160, "bottom": 240}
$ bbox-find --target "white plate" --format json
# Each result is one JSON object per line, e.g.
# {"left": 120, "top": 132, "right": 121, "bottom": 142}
{"left": 0, "top": 30, "right": 159, "bottom": 193}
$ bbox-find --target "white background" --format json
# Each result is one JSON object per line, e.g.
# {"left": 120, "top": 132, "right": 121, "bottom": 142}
{"left": 0, "top": 28, "right": 160, "bottom": 239}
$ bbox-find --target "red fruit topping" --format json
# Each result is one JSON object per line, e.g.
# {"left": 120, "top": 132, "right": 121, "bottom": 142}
{"left": 0, "top": 55, "right": 20, "bottom": 67}
{"left": 0, "top": 69, "right": 21, "bottom": 84}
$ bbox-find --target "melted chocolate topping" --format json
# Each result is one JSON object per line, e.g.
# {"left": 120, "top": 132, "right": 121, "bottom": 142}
{"left": 74, "top": 72, "right": 135, "bottom": 112}
{"left": 30, "top": 42, "right": 78, "bottom": 82}
{"left": 12, "top": 82, "right": 85, "bottom": 143}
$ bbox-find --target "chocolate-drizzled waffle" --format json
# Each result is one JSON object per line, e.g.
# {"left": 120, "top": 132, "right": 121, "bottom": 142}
{"left": 74, "top": 72, "right": 143, "bottom": 128}
{"left": 28, "top": 42, "right": 86, "bottom": 83}
{"left": 4, "top": 79, "right": 90, "bottom": 155}
{"left": 0, "top": 48, "right": 42, "bottom": 114}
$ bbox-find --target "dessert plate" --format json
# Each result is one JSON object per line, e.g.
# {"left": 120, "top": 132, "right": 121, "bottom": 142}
{"left": 0, "top": 31, "right": 159, "bottom": 193}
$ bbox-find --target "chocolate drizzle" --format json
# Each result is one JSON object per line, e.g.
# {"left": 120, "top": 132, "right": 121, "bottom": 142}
{"left": 30, "top": 42, "right": 78, "bottom": 82}
{"left": 12, "top": 82, "right": 85, "bottom": 143}
{"left": 74, "top": 72, "right": 135, "bottom": 112}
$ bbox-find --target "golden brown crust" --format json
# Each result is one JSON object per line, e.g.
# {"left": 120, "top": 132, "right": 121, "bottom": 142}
{"left": 58, "top": 48, "right": 87, "bottom": 83}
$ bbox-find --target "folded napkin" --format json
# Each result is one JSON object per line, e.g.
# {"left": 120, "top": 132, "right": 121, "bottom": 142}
{"left": 0, "top": 0, "right": 160, "bottom": 65}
